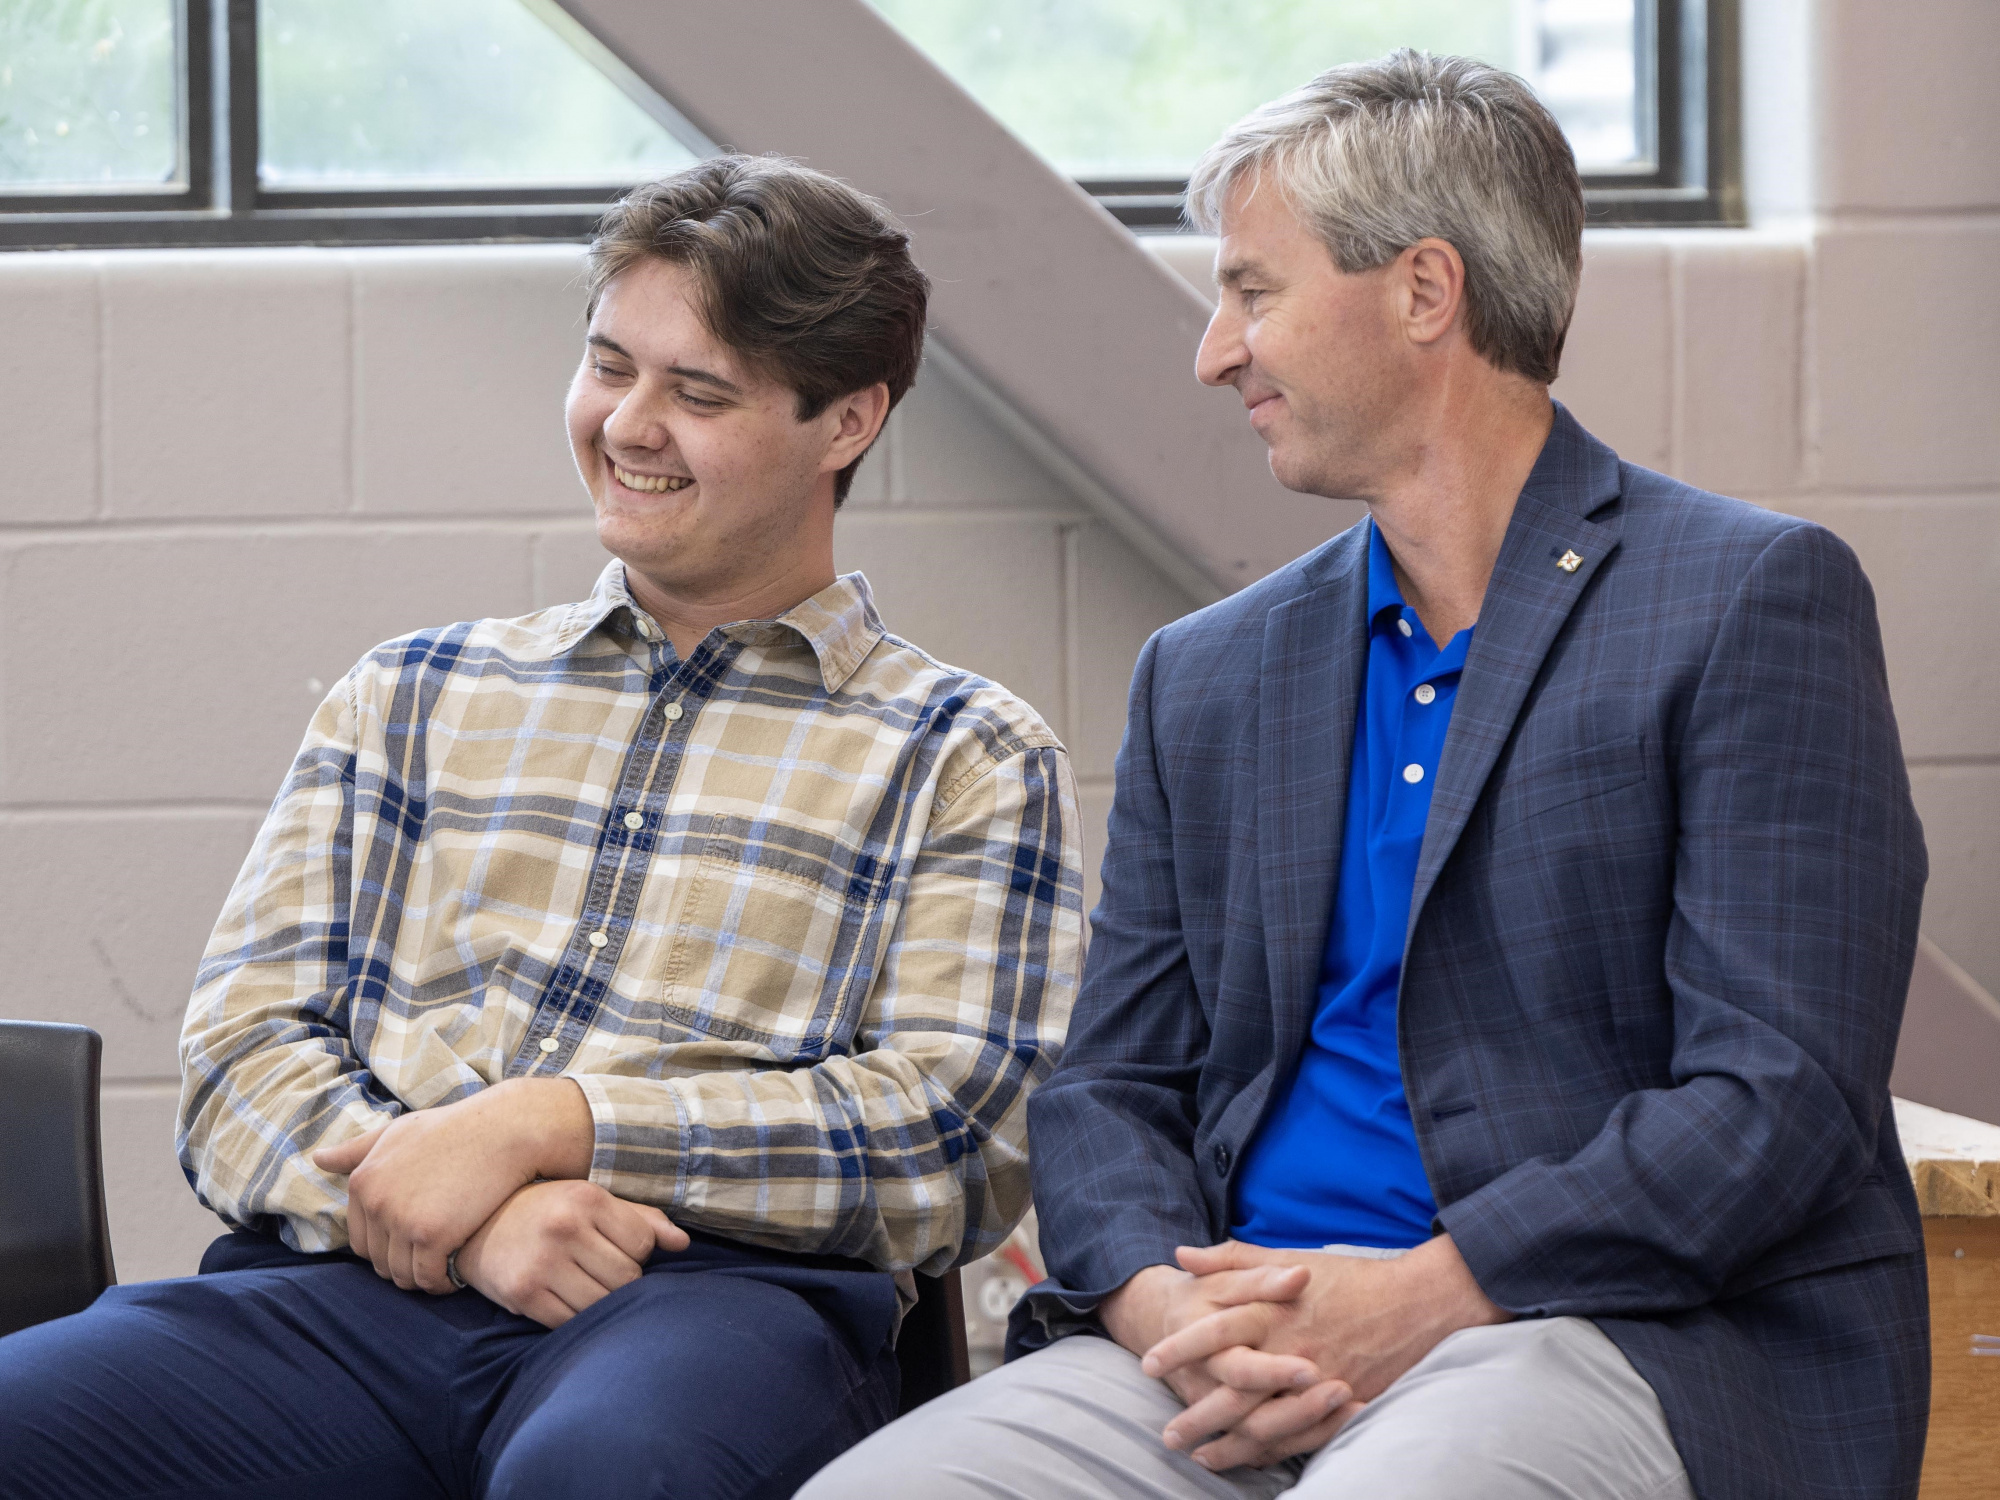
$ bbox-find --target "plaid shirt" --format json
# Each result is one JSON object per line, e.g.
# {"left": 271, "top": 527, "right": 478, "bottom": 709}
{"left": 178, "top": 564, "right": 1084, "bottom": 1274}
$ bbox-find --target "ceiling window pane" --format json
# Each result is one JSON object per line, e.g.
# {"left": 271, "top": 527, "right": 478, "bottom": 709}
{"left": 867, "top": 0, "right": 1643, "bottom": 182}
{"left": 258, "top": 0, "right": 696, "bottom": 189}
{"left": 0, "top": 0, "right": 179, "bottom": 192}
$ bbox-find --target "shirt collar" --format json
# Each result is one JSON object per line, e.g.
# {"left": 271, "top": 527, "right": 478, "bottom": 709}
{"left": 1365, "top": 519, "right": 1407, "bottom": 634}
{"left": 551, "top": 561, "right": 886, "bottom": 694}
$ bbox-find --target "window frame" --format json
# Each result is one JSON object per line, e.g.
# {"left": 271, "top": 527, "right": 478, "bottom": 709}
{"left": 0, "top": 0, "right": 1741, "bottom": 251}
{"left": 1094, "top": 0, "right": 1742, "bottom": 230}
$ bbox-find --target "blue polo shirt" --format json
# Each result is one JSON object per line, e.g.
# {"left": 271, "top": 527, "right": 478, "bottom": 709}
{"left": 1230, "top": 522, "right": 1471, "bottom": 1249}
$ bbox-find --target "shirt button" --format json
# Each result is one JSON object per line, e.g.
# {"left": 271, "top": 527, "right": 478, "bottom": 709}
{"left": 662, "top": 702, "right": 685, "bottom": 722}
{"left": 587, "top": 930, "right": 609, "bottom": 948}
{"left": 1403, "top": 764, "right": 1425, "bottom": 784}
{"left": 1413, "top": 683, "right": 1436, "bottom": 705}
{"left": 538, "top": 1036, "right": 559, "bottom": 1054}
{"left": 1396, "top": 618, "right": 1414, "bottom": 638}
{"left": 623, "top": 811, "right": 644, "bottom": 830}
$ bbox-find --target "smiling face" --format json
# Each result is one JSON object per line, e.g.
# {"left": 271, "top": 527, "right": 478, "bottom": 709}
{"left": 565, "top": 256, "right": 882, "bottom": 628}
{"left": 1195, "top": 177, "right": 1425, "bottom": 503}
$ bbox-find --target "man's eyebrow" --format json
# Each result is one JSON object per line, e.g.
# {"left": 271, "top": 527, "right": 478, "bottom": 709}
{"left": 584, "top": 335, "right": 745, "bottom": 396}
{"left": 1215, "top": 258, "right": 1265, "bottom": 289}
{"left": 665, "top": 364, "right": 744, "bottom": 396}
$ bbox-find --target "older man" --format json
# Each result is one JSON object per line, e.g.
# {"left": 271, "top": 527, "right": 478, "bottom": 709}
{"left": 805, "top": 50, "right": 1927, "bottom": 1500}
{"left": 0, "top": 156, "right": 1083, "bottom": 1499}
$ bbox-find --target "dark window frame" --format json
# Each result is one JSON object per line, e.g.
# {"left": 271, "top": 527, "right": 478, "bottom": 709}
{"left": 0, "top": 0, "right": 1741, "bottom": 251}
{"left": 1096, "top": 0, "right": 1743, "bottom": 230}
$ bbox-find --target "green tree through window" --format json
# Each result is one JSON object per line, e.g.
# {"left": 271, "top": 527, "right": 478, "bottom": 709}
{"left": 867, "top": 0, "right": 1520, "bottom": 181}
{"left": 0, "top": 0, "right": 177, "bottom": 190}
{"left": 259, "top": 0, "right": 694, "bottom": 187}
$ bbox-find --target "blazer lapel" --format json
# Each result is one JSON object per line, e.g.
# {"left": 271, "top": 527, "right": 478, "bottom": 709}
{"left": 1408, "top": 408, "right": 1625, "bottom": 935}
{"left": 1258, "top": 525, "right": 1370, "bottom": 1067}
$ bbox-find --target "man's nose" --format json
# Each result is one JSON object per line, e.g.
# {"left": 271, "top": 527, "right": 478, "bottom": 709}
{"left": 1194, "top": 306, "right": 1246, "bottom": 389}
{"left": 602, "top": 386, "right": 668, "bottom": 452}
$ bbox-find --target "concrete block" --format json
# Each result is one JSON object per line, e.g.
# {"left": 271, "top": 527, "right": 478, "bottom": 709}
{"left": 834, "top": 513, "right": 1066, "bottom": 735}
{"left": 1675, "top": 236, "right": 1806, "bottom": 497}
{"left": 0, "top": 811, "right": 263, "bottom": 1079}
{"left": 1071, "top": 522, "right": 1196, "bottom": 780}
{"left": 0, "top": 528, "right": 534, "bottom": 803}
{"left": 1790, "top": 496, "right": 2000, "bottom": 763}
{"left": 0, "top": 254, "right": 99, "bottom": 522}
{"left": 102, "top": 1081, "right": 226, "bottom": 1284}
{"left": 353, "top": 247, "right": 590, "bottom": 516}
{"left": 1552, "top": 236, "right": 1672, "bottom": 473}
{"left": 892, "top": 363, "right": 1080, "bottom": 511}
{"left": 1909, "top": 764, "right": 2000, "bottom": 1002}
{"left": 1817, "top": 0, "right": 2000, "bottom": 213}
{"left": 101, "top": 252, "right": 350, "bottom": 518}
{"left": 532, "top": 521, "right": 618, "bottom": 610}
{"left": 1142, "top": 236, "right": 1220, "bottom": 305}
{"left": 1813, "top": 223, "right": 2000, "bottom": 491}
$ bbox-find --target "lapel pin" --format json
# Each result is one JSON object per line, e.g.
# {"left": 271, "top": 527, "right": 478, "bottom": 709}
{"left": 1556, "top": 549, "right": 1584, "bottom": 573}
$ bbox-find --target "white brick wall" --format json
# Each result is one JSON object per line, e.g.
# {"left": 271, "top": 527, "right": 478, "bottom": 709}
{"left": 2, "top": 0, "right": 1994, "bottom": 1284}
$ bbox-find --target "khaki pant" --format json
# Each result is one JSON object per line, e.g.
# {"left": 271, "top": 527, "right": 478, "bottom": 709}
{"left": 799, "top": 1315, "right": 1694, "bottom": 1500}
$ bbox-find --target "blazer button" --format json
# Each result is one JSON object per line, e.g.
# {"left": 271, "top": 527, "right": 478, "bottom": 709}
{"left": 1212, "top": 1142, "right": 1232, "bottom": 1175}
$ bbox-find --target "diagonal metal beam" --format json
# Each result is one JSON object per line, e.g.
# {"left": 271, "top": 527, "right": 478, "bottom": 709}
{"left": 554, "top": 0, "right": 1361, "bottom": 599}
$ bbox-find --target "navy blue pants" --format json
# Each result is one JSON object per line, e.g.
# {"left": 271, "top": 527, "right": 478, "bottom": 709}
{"left": 0, "top": 1229, "right": 902, "bottom": 1500}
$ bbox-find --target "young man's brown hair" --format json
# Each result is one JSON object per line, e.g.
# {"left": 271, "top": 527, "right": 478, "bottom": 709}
{"left": 586, "top": 153, "right": 930, "bottom": 504}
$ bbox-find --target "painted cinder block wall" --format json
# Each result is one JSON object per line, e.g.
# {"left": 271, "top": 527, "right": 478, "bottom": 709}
{"left": 2, "top": 0, "right": 1995, "bottom": 1284}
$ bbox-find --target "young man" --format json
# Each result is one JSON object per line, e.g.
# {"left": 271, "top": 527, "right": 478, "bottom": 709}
{"left": 805, "top": 52, "right": 1927, "bottom": 1500}
{"left": 0, "top": 156, "right": 1084, "bottom": 1499}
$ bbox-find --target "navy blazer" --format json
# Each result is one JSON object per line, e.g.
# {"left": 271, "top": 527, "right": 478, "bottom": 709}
{"left": 1015, "top": 407, "right": 1929, "bottom": 1500}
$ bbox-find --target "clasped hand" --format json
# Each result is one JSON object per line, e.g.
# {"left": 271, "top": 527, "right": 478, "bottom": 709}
{"left": 1104, "top": 1236, "right": 1508, "bottom": 1472}
{"left": 310, "top": 1078, "right": 687, "bottom": 1327}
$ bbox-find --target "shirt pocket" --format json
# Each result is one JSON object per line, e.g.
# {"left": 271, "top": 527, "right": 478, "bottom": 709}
{"left": 1488, "top": 731, "right": 1650, "bottom": 832}
{"left": 656, "top": 819, "right": 896, "bottom": 1063}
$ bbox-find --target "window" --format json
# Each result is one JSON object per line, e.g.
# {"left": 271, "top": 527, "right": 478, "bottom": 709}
{"left": 0, "top": 0, "right": 705, "bottom": 248}
{"left": 869, "top": 0, "right": 1740, "bottom": 227}
{"left": 1, "top": 0, "right": 1735, "bottom": 248}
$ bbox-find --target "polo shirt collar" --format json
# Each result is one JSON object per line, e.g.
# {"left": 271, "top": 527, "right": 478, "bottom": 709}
{"left": 1365, "top": 519, "right": 1407, "bottom": 635}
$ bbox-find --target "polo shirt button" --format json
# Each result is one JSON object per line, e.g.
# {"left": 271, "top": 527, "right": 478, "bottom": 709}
{"left": 1396, "top": 618, "right": 1414, "bottom": 638}
{"left": 538, "top": 1037, "right": 559, "bottom": 1054}
{"left": 587, "top": 930, "right": 609, "bottom": 948}
{"left": 1212, "top": 1142, "right": 1232, "bottom": 1175}
{"left": 1403, "top": 764, "right": 1425, "bottom": 784}
{"left": 663, "top": 702, "right": 685, "bottom": 722}
{"left": 1413, "top": 683, "right": 1436, "bottom": 705}
{"left": 623, "top": 812, "right": 644, "bottom": 830}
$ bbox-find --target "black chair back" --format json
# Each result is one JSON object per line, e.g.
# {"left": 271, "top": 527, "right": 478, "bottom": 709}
{"left": 895, "top": 1267, "right": 972, "bottom": 1414}
{"left": 0, "top": 1021, "right": 115, "bottom": 1337}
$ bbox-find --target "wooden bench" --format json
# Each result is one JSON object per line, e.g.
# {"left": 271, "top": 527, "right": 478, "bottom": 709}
{"left": 1896, "top": 1097, "right": 2000, "bottom": 1500}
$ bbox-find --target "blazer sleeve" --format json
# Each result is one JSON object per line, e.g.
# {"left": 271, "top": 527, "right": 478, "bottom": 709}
{"left": 1011, "top": 631, "right": 1219, "bottom": 1351}
{"left": 1438, "top": 521, "right": 1927, "bottom": 1315}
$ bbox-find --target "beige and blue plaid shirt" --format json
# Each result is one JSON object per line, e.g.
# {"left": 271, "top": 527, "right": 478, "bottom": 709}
{"left": 178, "top": 564, "right": 1084, "bottom": 1274}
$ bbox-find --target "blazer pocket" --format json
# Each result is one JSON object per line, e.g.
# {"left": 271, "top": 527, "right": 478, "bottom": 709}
{"left": 1491, "top": 732, "right": 1649, "bottom": 830}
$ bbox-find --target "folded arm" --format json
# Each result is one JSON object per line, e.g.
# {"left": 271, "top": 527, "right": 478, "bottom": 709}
{"left": 178, "top": 678, "right": 402, "bottom": 1254}
{"left": 574, "top": 742, "right": 1084, "bottom": 1273}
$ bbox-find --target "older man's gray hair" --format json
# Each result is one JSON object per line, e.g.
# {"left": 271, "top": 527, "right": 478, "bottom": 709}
{"left": 1188, "top": 49, "right": 1584, "bottom": 386}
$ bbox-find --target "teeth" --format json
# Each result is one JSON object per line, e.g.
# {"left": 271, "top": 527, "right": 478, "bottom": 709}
{"left": 613, "top": 464, "right": 692, "bottom": 494}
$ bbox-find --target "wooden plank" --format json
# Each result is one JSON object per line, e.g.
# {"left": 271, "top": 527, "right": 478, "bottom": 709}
{"left": 1913, "top": 1159, "right": 2000, "bottom": 1218}
{"left": 1919, "top": 1218, "right": 2000, "bottom": 1500}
